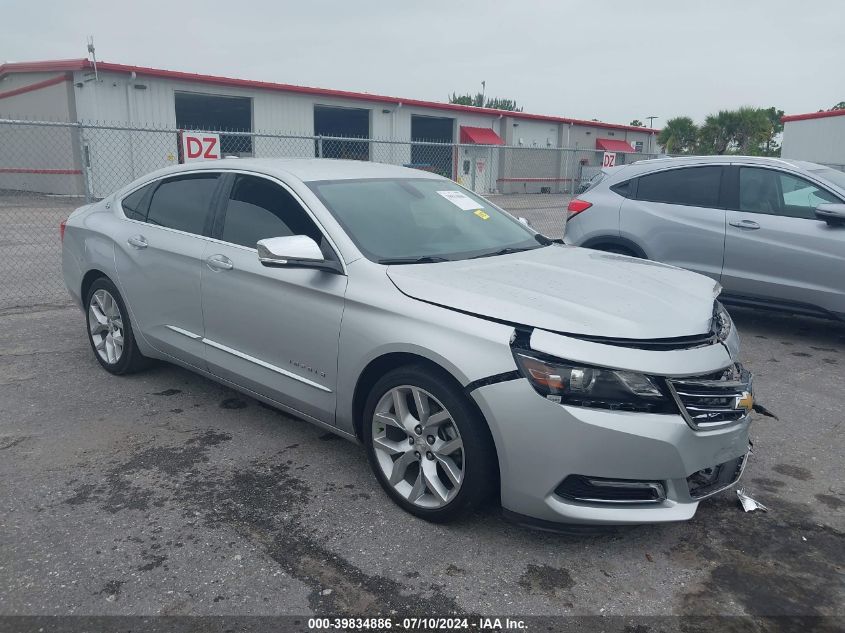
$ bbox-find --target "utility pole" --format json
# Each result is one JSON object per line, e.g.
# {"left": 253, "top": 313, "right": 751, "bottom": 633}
{"left": 87, "top": 36, "right": 98, "bottom": 81}
{"left": 481, "top": 81, "right": 486, "bottom": 108}
{"left": 646, "top": 115, "right": 658, "bottom": 129}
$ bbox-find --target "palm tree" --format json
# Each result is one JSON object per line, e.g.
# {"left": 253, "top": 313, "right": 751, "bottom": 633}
{"left": 657, "top": 117, "right": 698, "bottom": 154}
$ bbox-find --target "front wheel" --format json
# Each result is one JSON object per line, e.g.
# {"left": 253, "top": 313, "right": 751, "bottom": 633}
{"left": 363, "top": 366, "right": 497, "bottom": 523}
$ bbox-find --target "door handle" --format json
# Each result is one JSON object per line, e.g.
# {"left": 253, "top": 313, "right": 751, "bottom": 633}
{"left": 127, "top": 235, "right": 148, "bottom": 249}
{"left": 729, "top": 219, "right": 761, "bottom": 230}
{"left": 206, "top": 254, "right": 234, "bottom": 271}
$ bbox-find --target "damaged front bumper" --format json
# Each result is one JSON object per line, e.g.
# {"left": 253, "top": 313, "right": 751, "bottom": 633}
{"left": 471, "top": 327, "right": 753, "bottom": 525}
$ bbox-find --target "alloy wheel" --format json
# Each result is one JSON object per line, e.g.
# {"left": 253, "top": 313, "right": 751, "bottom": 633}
{"left": 371, "top": 385, "right": 464, "bottom": 508}
{"left": 88, "top": 289, "right": 125, "bottom": 364}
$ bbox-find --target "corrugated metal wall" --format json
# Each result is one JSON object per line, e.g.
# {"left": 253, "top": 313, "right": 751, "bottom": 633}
{"left": 0, "top": 68, "right": 659, "bottom": 196}
{"left": 0, "top": 74, "right": 84, "bottom": 195}
{"left": 782, "top": 117, "right": 845, "bottom": 168}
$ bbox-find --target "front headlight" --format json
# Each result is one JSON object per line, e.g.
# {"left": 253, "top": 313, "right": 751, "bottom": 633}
{"left": 713, "top": 301, "right": 732, "bottom": 342}
{"left": 513, "top": 352, "right": 675, "bottom": 413}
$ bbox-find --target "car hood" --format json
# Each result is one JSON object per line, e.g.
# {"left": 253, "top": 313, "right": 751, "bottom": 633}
{"left": 386, "top": 246, "right": 719, "bottom": 339}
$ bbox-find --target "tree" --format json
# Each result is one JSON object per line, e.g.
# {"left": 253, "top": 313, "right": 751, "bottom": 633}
{"left": 657, "top": 116, "right": 698, "bottom": 154}
{"left": 698, "top": 110, "right": 737, "bottom": 154}
{"left": 831, "top": 101, "right": 845, "bottom": 111}
{"left": 698, "top": 108, "right": 775, "bottom": 155}
{"left": 449, "top": 92, "right": 484, "bottom": 107}
{"left": 629, "top": 119, "right": 644, "bottom": 127}
{"left": 448, "top": 92, "right": 522, "bottom": 111}
{"left": 484, "top": 97, "right": 522, "bottom": 112}
{"left": 759, "top": 106, "right": 784, "bottom": 156}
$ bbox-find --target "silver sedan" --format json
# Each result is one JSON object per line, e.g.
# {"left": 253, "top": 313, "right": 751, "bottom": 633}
{"left": 62, "top": 158, "right": 752, "bottom": 525}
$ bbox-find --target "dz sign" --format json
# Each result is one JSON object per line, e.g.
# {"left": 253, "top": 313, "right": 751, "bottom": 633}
{"left": 180, "top": 131, "right": 221, "bottom": 163}
{"left": 602, "top": 151, "right": 616, "bottom": 168}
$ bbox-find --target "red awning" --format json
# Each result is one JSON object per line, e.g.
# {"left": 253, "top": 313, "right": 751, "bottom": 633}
{"left": 596, "top": 138, "right": 634, "bottom": 152}
{"left": 460, "top": 126, "right": 504, "bottom": 145}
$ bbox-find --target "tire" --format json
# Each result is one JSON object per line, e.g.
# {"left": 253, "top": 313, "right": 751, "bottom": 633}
{"left": 85, "top": 277, "right": 151, "bottom": 375}
{"left": 363, "top": 365, "right": 497, "bottom": 523}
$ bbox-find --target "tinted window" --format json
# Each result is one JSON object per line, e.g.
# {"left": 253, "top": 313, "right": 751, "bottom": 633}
{"left": 221, "top": 175, "right": 325, "bottom": 249}
{"left": 610, "top": 180, "right": 631, "bottom": 198}
{"left": 121, "top": 184, "right": 151, "bottom": 221}
{"left": 146, "top": 174, "right": 218, "bottom": 234}
{"left": 739, "top": 167, "right": 839, "bottom": 220}
{"left": 636, "top": 167, "right": 722, "bottom": 207}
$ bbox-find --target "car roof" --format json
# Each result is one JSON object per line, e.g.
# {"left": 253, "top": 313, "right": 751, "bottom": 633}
{"left": 604, "top": 154, "right": 832, "bottom": 181}
{"left": 135, "top": 158, "right": 445, "bottom": 184}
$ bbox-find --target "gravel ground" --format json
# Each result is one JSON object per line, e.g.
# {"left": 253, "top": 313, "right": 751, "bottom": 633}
{"left": 0, "top": 303, "right": 843, "bottom": 625}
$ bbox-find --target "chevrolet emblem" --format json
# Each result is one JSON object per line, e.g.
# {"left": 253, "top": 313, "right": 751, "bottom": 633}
{"left": 735, "top": 391, "right": 754, "bottom": 413}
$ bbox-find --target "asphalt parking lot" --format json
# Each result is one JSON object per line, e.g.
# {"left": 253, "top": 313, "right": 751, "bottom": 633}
{"left": 0, "top": 301, "right": 843, "bottom": 622}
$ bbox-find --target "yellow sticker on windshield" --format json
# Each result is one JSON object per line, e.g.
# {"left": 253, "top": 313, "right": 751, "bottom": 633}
{"left": 474, "top": 209, "right": 490, "bottom": 220}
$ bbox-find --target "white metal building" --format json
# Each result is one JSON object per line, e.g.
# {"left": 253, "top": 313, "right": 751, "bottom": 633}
{"left": 781, "top": 109, "right": 845, "bottom": 170}
{"left": 0, "top": 58, "right": 659, "bottom": 196}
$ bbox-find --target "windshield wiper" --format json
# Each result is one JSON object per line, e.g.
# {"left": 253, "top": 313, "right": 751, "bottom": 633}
{"left": 535, "top": 234, "right": 564, "bottom": 245}
{"left": 377, "top": 255, "right": 452, "bottom": 265}
{"left": 467, "top": 246, "right": 540, "bottom": 260}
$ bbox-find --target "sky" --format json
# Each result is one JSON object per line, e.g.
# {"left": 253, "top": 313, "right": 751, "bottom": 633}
{"left": 2, "top": 0, "right": 843, "bottom": 128}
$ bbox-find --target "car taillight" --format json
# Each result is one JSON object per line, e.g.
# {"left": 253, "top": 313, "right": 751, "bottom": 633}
{"left": 60, "top": 220, "right": 66, "bottom": 241}
{"left": 567, "top": 199, "right": 592, "bottom": 216}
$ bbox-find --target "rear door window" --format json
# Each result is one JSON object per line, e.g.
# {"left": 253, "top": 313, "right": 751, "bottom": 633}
{"left": 636, "top": 166, "right": 722, "bottom": 208}
{"left": 146, "top": 173, "right": 219, "bottom": 235}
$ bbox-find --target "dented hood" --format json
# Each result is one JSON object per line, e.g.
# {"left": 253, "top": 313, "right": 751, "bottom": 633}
{"left": 386, "top": 246, "right": 719, "bottom": 339}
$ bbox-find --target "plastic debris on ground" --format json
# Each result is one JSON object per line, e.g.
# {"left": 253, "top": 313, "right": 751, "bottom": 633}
{"left": 737, "top": 488, "right": 768, "bottom": 512}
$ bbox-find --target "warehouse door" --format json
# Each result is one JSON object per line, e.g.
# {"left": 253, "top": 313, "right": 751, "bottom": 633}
{"left": 411, "top": 115, "right": 454, "bottom": 178}
{"left": 314, "top": 106, "right": 370, "bottom": 160}
{"left": 175, "top": 92, "right": 253, "bottom": 156}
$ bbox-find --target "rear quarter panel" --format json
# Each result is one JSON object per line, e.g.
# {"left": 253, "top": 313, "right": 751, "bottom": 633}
{"left": 62, "top": 201, "right": 117, "bottom": 309}
{"left": 564, "top": 187, "right": 623, "bottom": 245}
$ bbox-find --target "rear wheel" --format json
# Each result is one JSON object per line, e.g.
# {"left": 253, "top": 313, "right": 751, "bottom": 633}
{"left": 363, "top": 366, "right": 497, "bottom": 523}
{"left": 85, "top": 277, "right": 150, "bottom": 375}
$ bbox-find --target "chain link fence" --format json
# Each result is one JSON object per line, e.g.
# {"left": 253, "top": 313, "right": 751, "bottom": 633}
{"left": 0, "top": 118, "right": 661, "bottom": 308}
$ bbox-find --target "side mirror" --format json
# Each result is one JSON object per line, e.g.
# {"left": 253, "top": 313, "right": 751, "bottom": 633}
{"left": 256, "top": 235, "right": 342, "bottom": 273}
{"left": 518, "top": 216, "right": 533, "bottom": 228}
{"left": 815, "top": 203, "right": 845, "bottom": 226}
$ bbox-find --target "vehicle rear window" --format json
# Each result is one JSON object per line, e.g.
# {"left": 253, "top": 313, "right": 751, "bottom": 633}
{"left": 636, "top": 166, "right": 722, "bottom": 208}
{"left": 146, "top": 174, "right": 219, "bottom": 235}
{"left": 121, "top": 184, "right": 151, "bottom": 221}
{"left": 582, "top": 172, "right": 605, "bottom": 193}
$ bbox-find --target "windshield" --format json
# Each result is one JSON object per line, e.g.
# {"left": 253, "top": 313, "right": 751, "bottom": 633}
{"left": 809, "top": 167, "right": 845, "bottom": 191}
{"left": 308, "top": 178, "right": 544, "bottom": 263}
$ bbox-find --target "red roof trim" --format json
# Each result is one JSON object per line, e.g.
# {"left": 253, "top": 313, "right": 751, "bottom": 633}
{"left": 0, "top": 73, "right": 69, "bottom": 100}
{"left": 596, "top": 138, "right": 635, "bottom": 152}
{"left": 782, "top": 109, "right": 845, "bottom": 123}
{"left": 460, "top": 126, "right": 504, "bottom": 145}
{"left": 0, "top": 59, "right": 660, "bottom": 134}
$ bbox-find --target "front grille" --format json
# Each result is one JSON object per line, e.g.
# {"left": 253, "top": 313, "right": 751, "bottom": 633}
{"left": 667, "top": 364, "right": 752, "bottom": 430}
{"left": 555, "top": 475, "right": 666, "bottom": 504}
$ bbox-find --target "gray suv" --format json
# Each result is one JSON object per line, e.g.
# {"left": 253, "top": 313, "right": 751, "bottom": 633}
{"left": 564, "top": 156, "right": 845, "bottom": 320}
